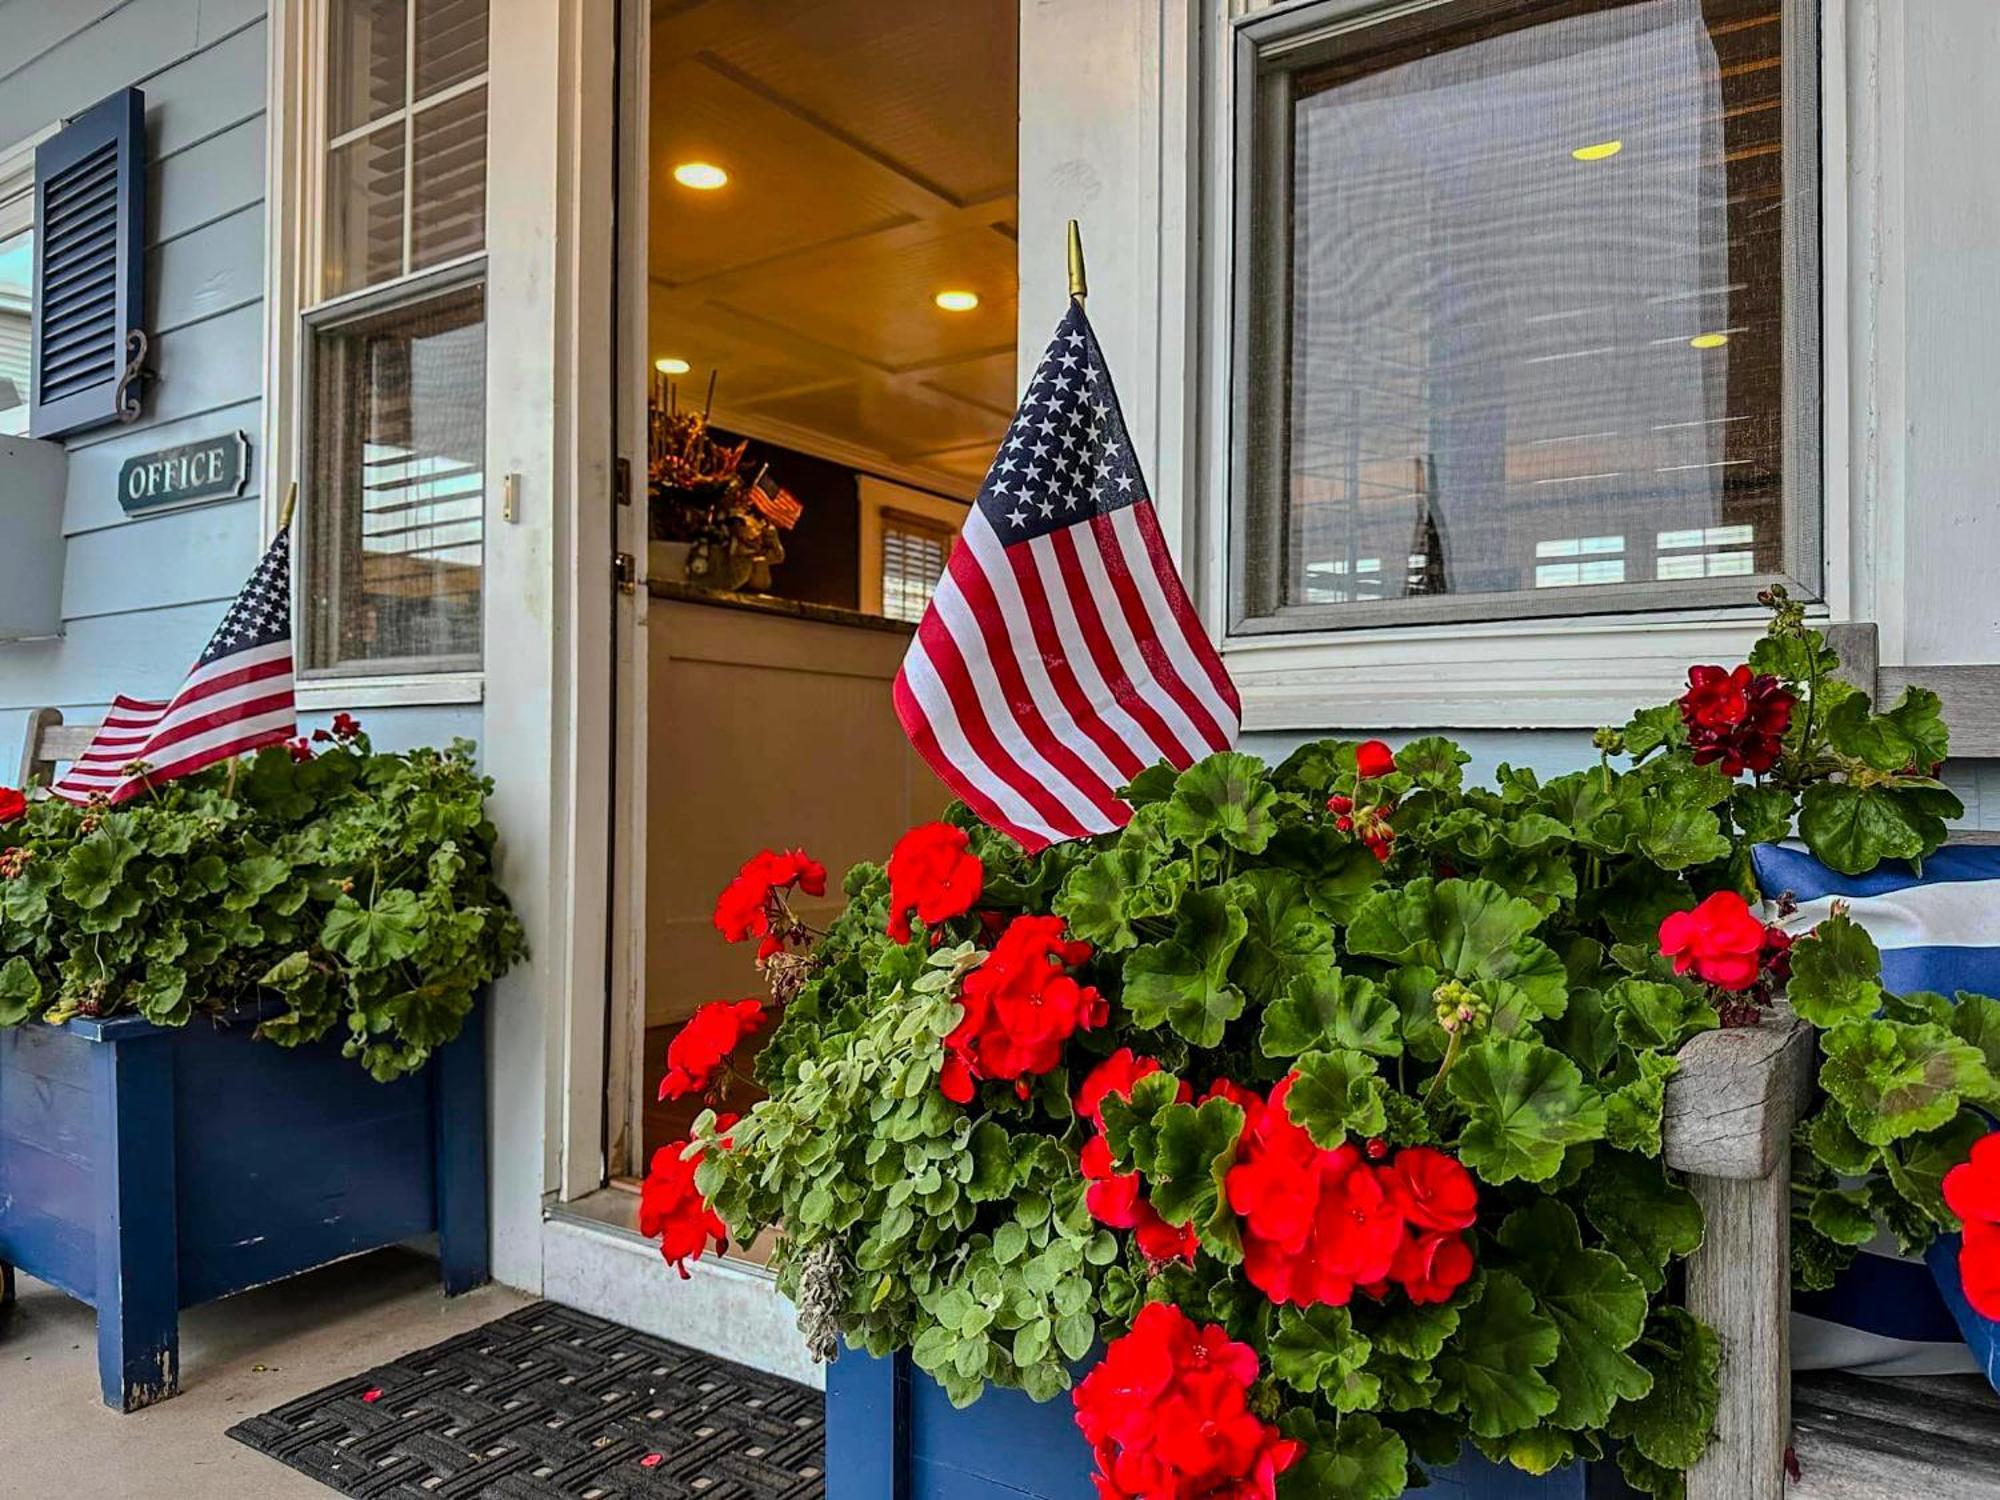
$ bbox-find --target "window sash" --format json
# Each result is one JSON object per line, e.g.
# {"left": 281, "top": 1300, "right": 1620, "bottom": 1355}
{"left": 1226, "top": 0, "right": 1822, "bottom": 636}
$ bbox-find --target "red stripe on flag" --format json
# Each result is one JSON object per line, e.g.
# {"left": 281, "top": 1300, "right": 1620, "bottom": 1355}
{"left": 942, "top": 548, "right": 1130, "bottom": 829}
{"left": 111, "top": 722, "right": 294, "bottom": 801}
{"left": 912, "top": 606, "right": 1092, "bottom": 842}
{"left": 1043, "top": 525, "right": 1190, "bottom": 765}
{"left": 1088, "top": 511, "right": 1230, "bottom": 754}
{"left": 891, "top": 667, "right": 1042, "bottom": 851}
{"left": 1125, "top": 503, "right": 1241, "bottom": 722}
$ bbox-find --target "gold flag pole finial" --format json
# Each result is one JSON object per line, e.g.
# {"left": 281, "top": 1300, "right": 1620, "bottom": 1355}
{"left": 277, "top": 481, "right": 298, "bottom": 534}
{"left": 1067, "top": 218, "right": 1087, "bottom": 304}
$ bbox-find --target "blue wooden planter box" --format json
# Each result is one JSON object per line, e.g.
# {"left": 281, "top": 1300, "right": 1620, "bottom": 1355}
{"left": 0, "top": 1002, "right": 487, "bottom": 1410}
{"left": 827, "top": 1349, "right": 1631, "bottom": 1499}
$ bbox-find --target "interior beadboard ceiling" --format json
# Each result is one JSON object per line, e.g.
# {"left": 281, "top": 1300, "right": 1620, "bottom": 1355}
{"left": 649, "top": 0, "right": 1019, "bottom": 498}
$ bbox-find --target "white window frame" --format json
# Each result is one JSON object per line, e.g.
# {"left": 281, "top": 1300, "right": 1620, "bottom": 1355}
{"left": 0, "top": 126, "right": 58, "bottom": 438}
{"left": 856, "top": 476, "right": 967, "bottom": 618}
{"left": 1182, "top": 0, "right": 1853, "bottom": 732}
{"left": 263, "top": 0, "right": 489, "bottom": 707}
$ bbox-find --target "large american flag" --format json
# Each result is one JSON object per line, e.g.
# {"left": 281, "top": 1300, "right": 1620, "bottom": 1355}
{"left": 894, "top": 298, "right": 1240, "bottom": 850}
{"left": 49, "top": 527, "right": 296, "bottom": 803}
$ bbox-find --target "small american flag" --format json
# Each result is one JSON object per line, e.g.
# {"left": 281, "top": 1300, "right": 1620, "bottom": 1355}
{"left": 894, "top": 298, "right": 1240, "bottom": 851}
{"left": 50, "top": 527, "right": 296, "bottom": 803}
{"left": 746, "top": 473, "right": 802, "bottom": 530}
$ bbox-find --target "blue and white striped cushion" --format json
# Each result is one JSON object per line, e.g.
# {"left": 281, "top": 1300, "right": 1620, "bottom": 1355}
{"left": 1752, "top": 840, "right": 2000, "bottom": 1379}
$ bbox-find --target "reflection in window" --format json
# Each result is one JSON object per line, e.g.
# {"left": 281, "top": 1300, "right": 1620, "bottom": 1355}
{"left": 0, "top": 229, "right": 31, "bottom": 437}
{"left": 1268, "top": 0, "right": 1789, "bottom": 614}
{"left": 307, "top": 284, "right": 485, "bottom": 671}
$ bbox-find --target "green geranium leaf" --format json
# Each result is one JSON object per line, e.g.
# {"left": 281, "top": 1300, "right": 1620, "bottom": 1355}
{"left": 1146, "top": 1097, "right": 1246, "bottom": 1261}
{"left": 1798, "top": 780, "right": 1956, "bottom": 876}
{"left": 1055, "top": 847, "right": 1153, "bottom": 954}
{"left": 1581, "top": 1150, "right": 1704, "bottom": 1295}
{"left": 1883, "top": 1112, "right": 1989, "bottom": 1227}
{"left": 1121, "top": 762, "right": 1179, "bottom": 807}
{"left": 0, "top": 956, "right": 42, "bottom": 1025}
{"left": 1260, "top": 968, "right": 1402, "bottom": 1059}
{"left": 1346, "top": 877, "right": 1545, "bottom": 982}
{"left": 1277, "top": 1411, "right": 1408, "bottom": 1500}
{"left": 1604, "top": 1051, "right": 1679, "bottom": 1158}
{"left": 1269, "top": 1305, "right": 1379, "bottom": 1410}
{"left": 1446, "top": 1037, "right": 1608, "bottom": 1184}
{"left": 1807, "top": 1186, "right": 1877, "bottom": 1246}
{"left": 1786, "top": 909, "right": 1884, "bottom": 1026}
{"left": 1230, "top": 869, "right": 1337, "bottom": 1001}
{"left": 1820, "top": 1019, "right": 1996, "bottom": 1145}
{"left": 1951, "top": 992, "right": 2000, "bottom": 1079}
{"left": 1121, "top": 888, "right": 1248, "bottom": 1047}
{"left": 1604, "top": 977, "right": 1716, "bottom": 1053}
{"left": 1100, "top": 1070, "right": 1186, "bottom": 1171}
{"left": 60, "top": 830, "right": 140, "bottom": 910}
{"left": 1607, "top": 1306, "right": 1720, "bottom": 1470}
{"left": 1749, "top": 625, "right": 1843, "bottom": 687}
{"left": 1731, "top": 783, "right": 1796, "bottom": 844}
{"left": 1285, "top": 1047, "right": 1389, "bottom": 1148}
{"left": 1621, "top": 703, "right": 1685, "bottom": 759}
{"left": 1433, "top": 1270, "right": 1561, "bottom": 1439}
{"left": 1397, "top": 736, "right": 1471, "bottom": 793}
{"left": 320, "top": 888, "right": 428, "bottom": 968}
{"left": 1826, "top": 687, "right": 1950, "bottom": 774}
{"left": 1498, "top": 1201, "right": 1651, "bottom": 1430}
{"left": 1165, "top": 751, "right": 1279, "bottom": 853}
{"left": 1804, "top": 1103, "right": 1879, "bottom": 1177}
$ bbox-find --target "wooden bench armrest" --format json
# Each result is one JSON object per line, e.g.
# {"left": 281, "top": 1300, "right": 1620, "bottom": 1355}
{"left": 1656, "top": 1003, "right": 1818, "bottom": 1500}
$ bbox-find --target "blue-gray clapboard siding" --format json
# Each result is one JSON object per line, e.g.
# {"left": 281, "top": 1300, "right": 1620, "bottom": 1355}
{"left": 0, "top": 0, "right": 481, "bottom": 766}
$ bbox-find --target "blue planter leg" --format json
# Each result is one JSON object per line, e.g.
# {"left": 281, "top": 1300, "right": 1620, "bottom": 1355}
{"left": 432, "top": 1008, "right": 489, "bottom": 1295}
{"left": 91, "top": 1032, "right": 179, "bottom": 1410}
{"left": 825, "top": 1346, "right": 909, "bottom": 1500}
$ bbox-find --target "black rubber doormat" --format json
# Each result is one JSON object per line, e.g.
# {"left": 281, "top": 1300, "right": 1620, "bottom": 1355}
{"left": 227, "top": 1300, "right": 826, "bottom": 1499}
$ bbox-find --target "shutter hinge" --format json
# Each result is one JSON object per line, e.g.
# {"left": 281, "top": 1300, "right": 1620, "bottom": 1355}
{"left": 613, "top": 551, "right": 637, "bottom": 594}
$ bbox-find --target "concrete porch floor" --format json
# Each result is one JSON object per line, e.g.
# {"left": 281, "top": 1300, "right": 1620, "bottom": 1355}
{"left": 0, "top": 1247, "right": 532, "bottom": 1499}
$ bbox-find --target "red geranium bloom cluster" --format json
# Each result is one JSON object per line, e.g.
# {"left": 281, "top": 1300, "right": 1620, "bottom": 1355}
{"left": 1658, "top": 890, "right": 1782, "bottom": 993}
{"left": 940, "top": 915, "right": 1104, "bottom": 1103}
{"left": 0, "top": 786, "right": 25, "bottom": 824}
{"left": 1679, "top": 664, "right": 1795, "bottom": 776}
{"left": 712, "top": 848, "right": 827, "bottom": 958}
{"left": 286, "top": 737, "right": 314, "bottom": 763}
{"left": 1945, "top": 1132, "right": 2000, "bottom": 1319}
{"left": 1327, "top": 794, "right": 1396, "bottom": 862}
{"left": 1225, "top": 1077, "right": 1476, "bottom": 1307}
{"left": 639, "top": 1118, "right": 735, "bottom": 1278}
{"left": 1077, "top": 1051, "right": 1197, "bottom": 1265}
{"left": 312, "top": 711, "right": 364, "bottom": 745}
{"left": 1355, "top": 739, "right": 1397, "bottom": 779}
{"left": 886, "top": 822, "right": 984, "bottom": 943}
{"left": 658, "top": 998, "right": 766, "bottom": 1101}
{"left": 1073, "top": 1302, "right": 1301, "bottom": 1500}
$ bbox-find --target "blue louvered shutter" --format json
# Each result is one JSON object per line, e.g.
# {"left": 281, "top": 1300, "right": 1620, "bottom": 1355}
{"left": 29, "top": 87, "right": 145, "bottom": 441}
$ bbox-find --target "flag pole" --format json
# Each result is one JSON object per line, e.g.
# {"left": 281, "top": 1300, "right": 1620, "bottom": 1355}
{"left": 1067, "top": 218, "right": 1087, "bottom": 304}
{"left": 277, "top": 480, "right": 297, "bottom": 534}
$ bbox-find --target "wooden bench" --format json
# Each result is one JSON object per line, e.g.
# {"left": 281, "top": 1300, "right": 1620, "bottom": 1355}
{"left": 18, "top": 706, "right": 100, "bottom": 789}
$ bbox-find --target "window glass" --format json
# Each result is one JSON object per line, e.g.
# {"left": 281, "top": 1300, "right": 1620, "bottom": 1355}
{"left": 324, "top": 122, "right": 406, "bottom": 298}
{"left": 410, "top": 86, "right": 487, "bottom": 272}
{"left": 0, "top": 228, "right": 31, "bottom": 437}
{"left": 328, "top": 0, "right": 408, "bottom": 139}
{"left": 1249, "top": 0, "right": 1797, "bottom": 620}
{"left": 415, "top": 0, "right": 490, "bottom": 97}
{"left": 881, "top": 510, "right": 954, "bottom": 623}
{"left": 307, "top": 285, "right": 485, "bottom": 672}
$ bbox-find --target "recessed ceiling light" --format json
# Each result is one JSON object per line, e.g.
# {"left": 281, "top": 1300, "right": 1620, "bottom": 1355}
{"left": 1572, "top": 140, "right": 1623, "bottom": 162}
{"left": 673, "top": 161, "right": 728, "bottom": 190}
{"left": 934, "top": 290, "right": 980, "bottom": 312}
{"left": 655, "top": 357, "right": 691, "bottom": 375}
{"left": 1689, "top": 332, "right": 1729, "bottom": 350}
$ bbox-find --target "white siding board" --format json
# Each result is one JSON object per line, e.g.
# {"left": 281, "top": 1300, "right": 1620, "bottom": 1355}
{"left": 61, "top": 496, "right": 258, "bottom": 622}
{"left": 149, "top": 114, "right": 264, "bottom": 247}
{"left": 149, "top": 203, "right": 262, "bottom": 334}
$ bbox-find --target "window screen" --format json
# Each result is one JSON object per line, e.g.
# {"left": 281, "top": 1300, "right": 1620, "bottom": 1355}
{"left": 1238, "top": 0, "right": 1811, "bottom": 627}
{"left": 306, "top": 284, "right": 485, "bottom": 672}
{"left": 880, "top": 510, "right": 955, "bottom": 624}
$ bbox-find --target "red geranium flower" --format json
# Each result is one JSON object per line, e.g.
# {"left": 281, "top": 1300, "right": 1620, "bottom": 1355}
{"left": 1355, "top": 740, "right": 1397, "bottom": 779}
{"left": 639, "top": 1120, "right": 735, "bottom": 1278}
{"left": 658, "top": 998, "right": 766, "bottom": 1101}
{"left": 1391, "top": 1229, "right": 1476, "bottom": 1305}
{"left": 1076, "top": 1055, "right": 1197, "bottom": 1265}
{"left": 1659, "top": 890, "right": 1770, "bottom": 992}
{"left": 0, "top": 787, "right": 25, "bottom": 824}
{"left": 886, "top": 822, "right": 984, "bottom": 943}
{"left": 1078, "top": 1048, "right": 1174, "bottom": 1128}
{"left": 1945, "top": 1132, "right": 2000, "bottom": 1319}
{"left": 286, "top": 737, "right": 314, "bottom": 763}
{"left": 1327, "top": 793, "right": 1395, "bottom": 862}
{"left": 940, "top": 915, "right": 1103, "bottom": 1101}
{"left": 1385, "top": 1146, "right": 1479, "bottom": 1232}
{"left": 1678, "top": 664, "right": 1794, "bottom": 776}
{"left": 712, "top": 848, "right": 827, "bottom": 953}
{"left": 1073, "top": 1303, "right": 1301, "bottom": 1500}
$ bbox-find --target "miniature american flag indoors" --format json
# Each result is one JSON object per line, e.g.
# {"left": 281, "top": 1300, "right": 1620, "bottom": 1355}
{"left": 49, "top": 526, "right": 297, "bottom": 803}
{"left": 894, "top": 283, "right": 1240, "bottom": 850}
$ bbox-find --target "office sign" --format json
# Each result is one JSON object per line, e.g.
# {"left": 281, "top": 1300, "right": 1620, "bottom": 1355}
{"left": 117, "top": 431, "right": 249, "bottom": 514}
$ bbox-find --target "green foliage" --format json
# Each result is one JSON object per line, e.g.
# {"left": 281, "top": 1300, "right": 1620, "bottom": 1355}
{"left": 680, "top": 608, "right": 1973, "bottom": 1500}
{"left": 0, "top": 739, "right": 522, "bottom": 1080}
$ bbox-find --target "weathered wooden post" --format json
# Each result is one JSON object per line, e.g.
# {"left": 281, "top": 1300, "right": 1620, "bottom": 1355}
{"left": 1662, "top": 1003, "right": 1816, "bottom": 1500}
